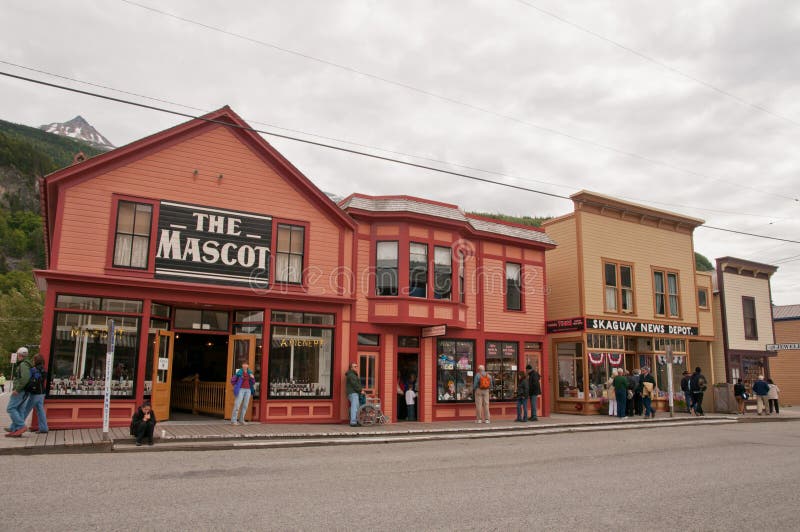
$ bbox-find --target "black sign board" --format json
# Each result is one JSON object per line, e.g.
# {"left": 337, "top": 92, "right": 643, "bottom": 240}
{"left": 586, "top": 318, "right": 698, "bottom": 336}
{"left": 546, "top": 317, "right": 585, "bottom": 334}
{"left": 155, "top": 201, "right": 272, "bottom": 287}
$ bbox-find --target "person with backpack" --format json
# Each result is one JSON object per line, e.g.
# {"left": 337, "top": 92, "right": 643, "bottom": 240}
{"left": 526, "top": 364, "right": 541, "bottom": 421}
{"left": 230, "top": 361, "right": 256, "bottom": 425}
{"left": 22, "top": 354, "right": 48, "bottom": 433}
{"left": 733, "top": 378, "right": 747, "bottom": 415}
{"left": 690, "top": 367, "right": 708, "bottom": 416}
{"left": 515, "top": 370, "right": 529, "bottom": 422}
{"left": 130, "top": 402, "right": 157, "bottom": 446}
{"left": 751, "top": 375, "right": 770, "bottom": 415}
{"left": 473, "top": 364, "right": 493, "bottom": 424}
{"left": 5, "top": 347, "right": 32, "bottom": 438}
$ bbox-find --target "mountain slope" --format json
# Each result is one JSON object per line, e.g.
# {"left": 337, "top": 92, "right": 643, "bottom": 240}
{"left": 39, "top": 115, "right": 114, "bottom": 150}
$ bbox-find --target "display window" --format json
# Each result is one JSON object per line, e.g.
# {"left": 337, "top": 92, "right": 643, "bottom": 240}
{"left": 588, "top": 353, "right": 623, "bottom": 399}
{"left": 485, "top": 341, "right": 518, "bottom": 401}
{"left": 436, "top": 339, "right": 474, "bottom": 402}
{"left": 557, "top": 342, "right": 583, "bottom": 398}
{"left": 268, "top": 311, "right": 334, "bottom": 398}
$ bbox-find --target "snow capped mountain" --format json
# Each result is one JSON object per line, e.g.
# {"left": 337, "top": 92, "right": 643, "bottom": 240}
{"left": 39, "top": 115, "right": 114, "bottom": 150}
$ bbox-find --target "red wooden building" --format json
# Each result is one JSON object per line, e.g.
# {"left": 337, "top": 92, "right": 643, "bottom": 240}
{"left": 34, "top": 107, "right": 555, "bottom": 428}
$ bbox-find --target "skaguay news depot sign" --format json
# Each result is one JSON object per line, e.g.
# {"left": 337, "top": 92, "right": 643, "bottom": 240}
{"left": 154, "top": 201, "right": 272, "bottom": 286}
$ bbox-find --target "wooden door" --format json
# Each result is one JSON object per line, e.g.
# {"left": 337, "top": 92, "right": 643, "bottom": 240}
{"left": 150, "top": 330, "right": 174, "bottom": 422}
{"left": 224, "top": 334, "right": 257, "bottom": 421}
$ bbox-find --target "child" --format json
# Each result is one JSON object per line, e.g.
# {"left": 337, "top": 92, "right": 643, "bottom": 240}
{"left": 767, "top": 378, "right": 780, "bottom": 414}
{"left": 405, "top": 384, "right": 417, "bottom": 421}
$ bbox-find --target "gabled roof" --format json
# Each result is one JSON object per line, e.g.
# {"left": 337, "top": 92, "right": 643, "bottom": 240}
{"left": 339, "top": 194, "right": 556, "bottom": 247}
{"left": 40, "top": 106, "right": 356, "bottom": 262}
{"left": 773, "top": 304, "right": 800, "bottom": 320}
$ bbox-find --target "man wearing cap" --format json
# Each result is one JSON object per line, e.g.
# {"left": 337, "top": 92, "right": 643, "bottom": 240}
{"left": 5, "top": 347, "right": 32, "bottom": 437}
{"left": 526, "top": 364, "right": 541, "bottom": 421}
{"left": 680, "top": 370, "right": 693, "bottom": 414}
{"left": 751, "top": 375, "right": 770, "bottom": 415}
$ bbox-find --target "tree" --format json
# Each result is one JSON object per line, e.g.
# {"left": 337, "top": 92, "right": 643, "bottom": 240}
{"left": 695, "top": 252, "right": 714, "bottom": 272}
{"left": 0, "top": 277, "right": 43, "bottom": 375}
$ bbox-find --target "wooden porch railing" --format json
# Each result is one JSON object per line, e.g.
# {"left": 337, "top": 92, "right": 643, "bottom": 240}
{"left": 171, "top": 375, "right": 226, "bottom": 416}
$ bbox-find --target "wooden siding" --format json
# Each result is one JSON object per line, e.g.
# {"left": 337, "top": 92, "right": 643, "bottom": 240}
{"left": 482, "top": 257, "right": 545, "bottom": 334}
{"left": 57, "top": 125, "right": 347, "bottom": 296}
{"left": 543, "top": 216, "right": 581, "bottom": 319}
{"left": 579, "top": 210, "right": 697, "bottom": 324}
{"left": 771, "top": 319, "right": 800, "bottom": 405}
{"left": 356, "top": 238, "right": 371, "bottom": 322}
{"left": 711, "top": 294, "right": 727, "bottom": 381}
{"left": 721, "top": 272, "right": 774, "bottom": 350}
{"left": 695, "top": 272, "right": 714, "bottom": 337}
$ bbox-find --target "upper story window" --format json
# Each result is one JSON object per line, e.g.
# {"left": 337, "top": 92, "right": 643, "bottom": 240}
{"left": 376, "top": 241, "right": 399, "bottom": 296}
{"left": 458, "top": 250, "right": 465, "bottom": 303}
{"left": 409, "top": 242, "right": 428, "bottom": 298}
{"left": 506, "top": 262, "right": 522, "bottom": 311}
{"left": 698, "top": 288, "right": 709, "bottom": 309}
{"left": 742, "top": 296, "right": 758, "bottom": 339}
{"left": 275, "top": 224, "right": 304, "bottom": 283}
{"left": 434, "top": 246, "right": 452, "bottom": 300}
{"left": 113, "top": 201, "right": 153, "bottom": 269}
{"left": 604, "top": 261, "right": 634, "bottom": 313}
{"left": 653, "top": 269, "right": 680, "bottom": 317}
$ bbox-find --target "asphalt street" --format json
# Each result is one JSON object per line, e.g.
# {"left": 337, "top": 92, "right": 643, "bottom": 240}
{"left": 2, "top": 422, "right": 798, "bottom": 531}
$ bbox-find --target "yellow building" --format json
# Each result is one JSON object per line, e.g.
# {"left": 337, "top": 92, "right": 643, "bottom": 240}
{"left": 771, "top": 305, "right": 800, "bottom": 406}
{"left": 543, "top": 191, "right": 715, "bottom": 415}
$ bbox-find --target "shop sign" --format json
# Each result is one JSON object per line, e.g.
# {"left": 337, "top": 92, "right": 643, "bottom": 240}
{"left": 546, "top": 317, "right": 585, "bottom": 333}
{"left": 766, "top": 343, "right": 800, "bottom": 351}
{"left": 155, "top": 201, "right": 272, "bottom": 287}
{"left": 587, "top": 318, "right": 698, "bottom": 336}
{"left": 422, "top": 325, "right": 446, "bottom": 337}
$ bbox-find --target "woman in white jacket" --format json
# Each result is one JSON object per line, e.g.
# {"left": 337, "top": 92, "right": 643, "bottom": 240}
{"left": 767, "top": 378, "right": 780, "bottom": 414}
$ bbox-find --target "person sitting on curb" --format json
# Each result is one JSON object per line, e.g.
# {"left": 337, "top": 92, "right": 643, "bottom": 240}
{"left": 130, "top": 402, "right": 157, "bottom": 446}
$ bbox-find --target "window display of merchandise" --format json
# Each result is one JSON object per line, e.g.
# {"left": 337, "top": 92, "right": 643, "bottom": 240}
{"left": 49, "top": 376, "right": 134, "bottom": 396}
{"left": 269, "top": 379, "right": 327, "bottom": 397}
{"left": 437, "top": 339, "right": 474, "bottom": 402}
{"left": 485, "top": 341, "right": 518, "bottom": 401}
{"left": 268, "top": 314, "right": 334, "bottom": 399}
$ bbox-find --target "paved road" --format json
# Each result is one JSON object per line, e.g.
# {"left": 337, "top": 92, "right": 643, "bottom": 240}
{"left": 2, "top": 422, "right": 798, "bottom": 531}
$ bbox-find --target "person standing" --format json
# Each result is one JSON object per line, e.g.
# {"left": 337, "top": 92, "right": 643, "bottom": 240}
{"left": 515, "top": 371, "right": 529, "bottom": 422}
{"left": 131, "top": 402, "right": 157, "bottom": 446}
{"left": 630, "top": 369, "right": 642, "bottom": 416}
{"left": 766, "top": 379, "right": 780, "bottom": 414}
{"left": 751, "top": 375, "right": 770, "bottom": 415}
{"left": 613, "top": 368, "right": 629, "bottom": 419}
{"left": 345, "top": 362, "right": 363, "bottom": 427}
{"left": 5, "top": 347, "right": 32, "bottom": 438}
{"left": 640, "top": 366, "right": 656, "bottom": 418}
{"left": 473, "top": 364, "right": 492, "bottom": 424}
{"left": 733, "top": 378, "right": 747, "bottom": 415}
{"left": 405, "top": 381, "right": 417, "bottom": 421}
{"left": 680, "top": 370, "right": 693, "bottom": 414}
{"left": 0, "top": 373, "right": 6, "bottom": 393}
{"left": 230, "top": 361, "right": 255, "bottom": 425}
{"left": 690, "top": 367, "right": 708, "bottom": 416}
{"left": 22, "top": 354, "right": 48, "bottom": 433}
{"left": 606, "top": 369, "right": 618, "bottom": 417}
{"left": 526, "top": 364, "right": 541, "bottom": 421}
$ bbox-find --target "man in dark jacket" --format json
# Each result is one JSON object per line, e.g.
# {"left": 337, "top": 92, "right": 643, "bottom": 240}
{"left": 516, "top": 371, "right": 530, "bottom": 422}
{"left": 131, "top": 402, "right": 157, "bottom": 446}
{"left": 526, "top": 364, "right": 541, "bottom": 421}
{"left": 680, "top": 370, "right": 693, "bottom": 414}
{"left": 5, "top": 347, "right": 32, "bottom": 438}
{"left": 690, "top": 367, "right": 707, "bottom": 416}
{"left": 752, "top": 375, "right": 770, "bottom": 415}
{"left": 345, "top": 363, "right": 363, "bottom": 427}
{"left": 640, "top": 366, "right": 657, "bottom": 418}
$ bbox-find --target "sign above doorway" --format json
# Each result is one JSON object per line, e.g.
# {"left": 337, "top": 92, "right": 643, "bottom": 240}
{"left": 421, "top": 324, "right": 446, "bottom": 337}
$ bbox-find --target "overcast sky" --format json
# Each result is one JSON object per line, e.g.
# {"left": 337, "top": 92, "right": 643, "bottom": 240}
{"left": 1, "top": 0, "right": 798, "bottom": 305}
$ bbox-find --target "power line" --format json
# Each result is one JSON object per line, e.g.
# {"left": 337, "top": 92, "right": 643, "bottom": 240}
{"left": 116, "top": 0, "right": 799, "bottom": 203}
{"left": 2, "top": 69, "right": 798, "bottom": 246}
{"left": 513, "top": 0, "right": 800, "bottom": 128}
{"left": 6, "top": 59, "right": 787, "bottom": 222}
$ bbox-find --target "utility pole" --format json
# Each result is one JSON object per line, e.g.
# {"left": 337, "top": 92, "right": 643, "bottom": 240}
{"left": 666, "top": 345, "right": 675, "bottom": 418}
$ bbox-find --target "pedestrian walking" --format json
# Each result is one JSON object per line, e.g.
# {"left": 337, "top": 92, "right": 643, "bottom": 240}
{"left": 345, "top": 362, "right": 363, "bottom": 427}
{"left": 630, "top": 369, "right": 642, "bottom": 416}
{"left": 5, "top": 347, "right": 32, "bottom": 438}
{"left": 680, "top": 370, "right": 693, "bottom": 414}
{"left": 230, "top": 361, "right": 255, "bottom": 425}
{"left": 130, "top": 401, "right": 157, "bottom": 446}
{"left": 0, "top": 373, "right": 6, "bottom": 393}
{"left": 526, "top": 364, "right": 541, "bottom": 421}
{"left": 613, "top": 368, "right": 629, "bottom": 419}
{"left": 690, "top": 367, "right": 707, "bottom": 416}
{"left": 473, "top": 364, "right": 492, "bottom": 424}
{"left": 733, "top": 378, "right": 747, "bottom": 415}
{"left": 766, "top": 378, "right": 780, "bottom": 415}
{"left": 515, "top": 371, "right": 529, "bottom": 422}
{"left": 640, "top": 366, "right": 656, "bottom": 419}
{"left": 22, "top": 354, "right": 48, "bottom": 433}
{"left": 752, "top": 375, "right": 770, "bottom": 415}
{"left": 606, "top": 369, "right": 618, "bottom": 417}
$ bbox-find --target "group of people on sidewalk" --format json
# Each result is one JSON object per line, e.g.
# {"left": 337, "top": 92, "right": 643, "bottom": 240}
{"left": 606, "top": 366, "right": 661, "bottom": 419}
{"left": 736, "top": 375, "right": 781, "bottom": 416}
{"left": 4, "top": 347, "right": 48, "bottom": 438}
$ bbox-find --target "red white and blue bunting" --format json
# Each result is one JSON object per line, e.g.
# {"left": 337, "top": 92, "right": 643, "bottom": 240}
{"left": 588, "top": 352, "right": 624, "bottom": 366}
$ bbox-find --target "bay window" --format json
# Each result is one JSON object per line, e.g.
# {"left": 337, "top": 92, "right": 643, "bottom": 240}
{"left": 409, "top": 242, "right": 428, "bottom": 298}
{"left": 376, "top": 241, "right": 398, "bottom": 296}
{"left": 434, "top": 246, "right": 452, "bottom": 300}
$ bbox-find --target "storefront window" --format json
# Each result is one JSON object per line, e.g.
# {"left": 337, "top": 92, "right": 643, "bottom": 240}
{"left": 557, "top": 342, "right": 583, "bottom": 398}
{"left": 655, "top": 353, "right": 687, "bottom": 396}
{"left": 174, "top": 308, "right": 229, "bottom": 331}
{"left": 49, "top": 312, "right": 140, "bottom": 397}
{"left": 398, "top": 336, "right": 420, "bottom": 348}
{"left": 588, "top": 354, "right": 623, "bottom": 399}
{"left": 268, "top": 322, "right": 333, "bottom": 398}
{"left": 437, "top": 339, "right": 474, "bottom": 402}
{"left": 485, "top": 341, "right": 518, "bottom": 401}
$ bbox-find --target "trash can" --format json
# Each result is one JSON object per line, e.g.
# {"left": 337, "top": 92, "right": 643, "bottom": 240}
{"left": 713, "top": 383, "right": 737, "bottom": 414}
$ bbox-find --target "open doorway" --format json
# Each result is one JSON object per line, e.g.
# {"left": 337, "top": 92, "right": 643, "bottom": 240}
{"left": 397, "top": 353, "right": 419, "bottom": 421}
{"left": 170, "top": 333, "right": 228, "bottom": 420}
